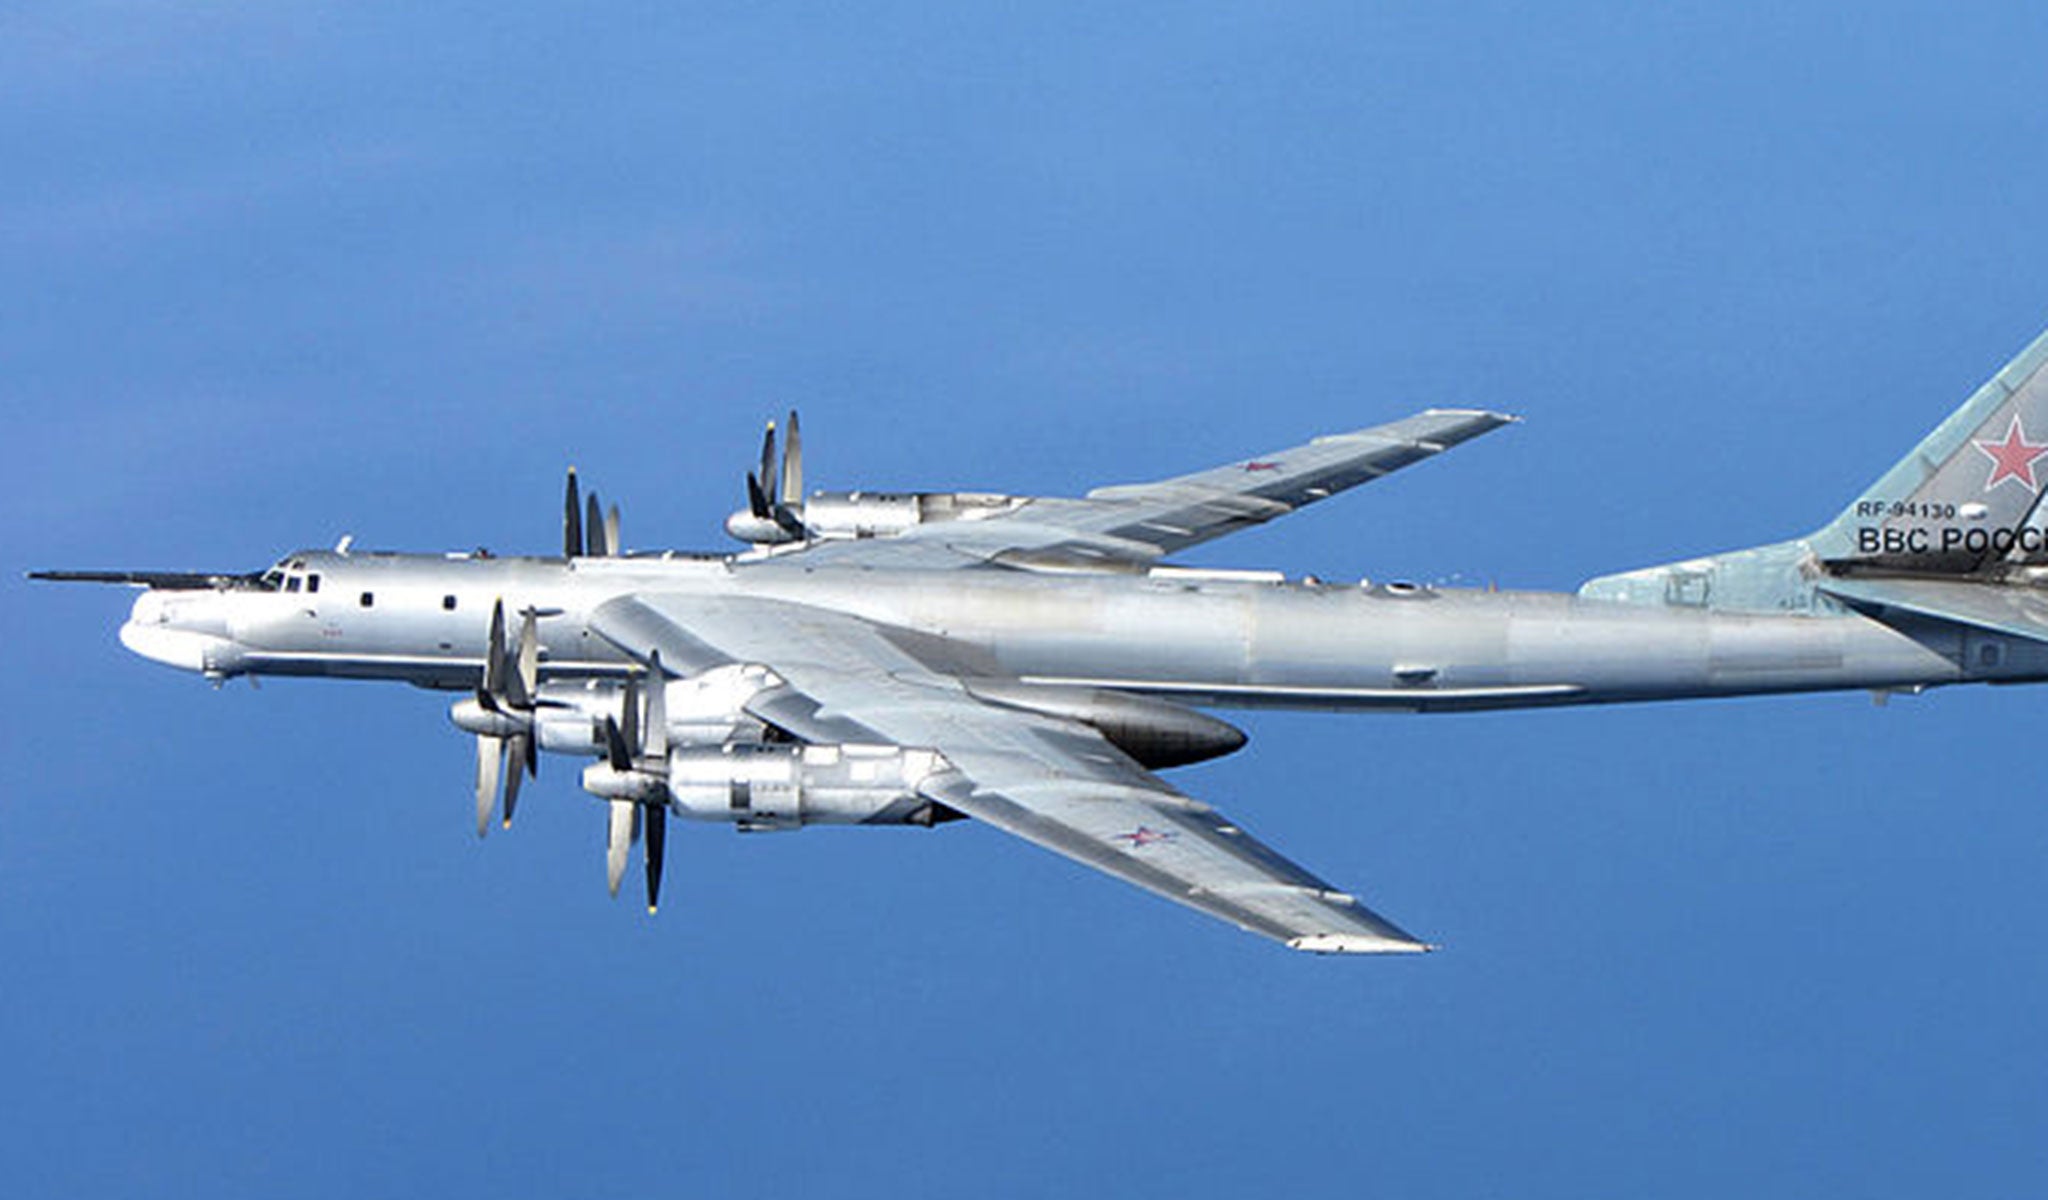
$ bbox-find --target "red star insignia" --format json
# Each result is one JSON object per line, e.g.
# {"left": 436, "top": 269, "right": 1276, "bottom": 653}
{"left": 1973, "top": 416, "right": 2048, "bottom": 492}
{"left": 1242, "top": 460, "right": 1281, "bottom": 472}
{"left": 1114, "top": 826, "right": 1175, "bottom": 848}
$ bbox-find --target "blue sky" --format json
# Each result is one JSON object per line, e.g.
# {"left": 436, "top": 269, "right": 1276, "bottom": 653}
{"left": 8, "top": 3, "right": 2048, "bottom": 1196}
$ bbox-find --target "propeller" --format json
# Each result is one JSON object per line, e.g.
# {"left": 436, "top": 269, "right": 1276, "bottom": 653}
{"left": 471, "top": 598, "right": 542, "bottom": 835}
{"left": 564, "top": 467, "right": 623, "bottom": 557}
{"left": 737, "top": 411, "right": 807, "bottom": 541}
{"left": 594, "top": 652, "right": 672, "bottom": 912}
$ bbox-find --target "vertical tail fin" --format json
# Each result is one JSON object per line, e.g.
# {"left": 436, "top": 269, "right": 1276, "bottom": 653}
{"left": 1810, "top": 324, "right": 2048, "bottom": 575}
{"left": 1583, "top": 323, "right": 2048, "bottom": 611}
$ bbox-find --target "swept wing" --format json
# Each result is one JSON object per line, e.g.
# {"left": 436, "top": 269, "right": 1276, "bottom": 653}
{"left": 591, "top": 594, "right": 1426, "bottom": 953}
{"left": 788, "top": 408, "right": 1515, "bottom": 571}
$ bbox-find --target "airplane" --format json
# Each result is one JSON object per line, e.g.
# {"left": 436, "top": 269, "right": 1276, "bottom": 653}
{"left": 33, "top": 326, "right": 2048, "bottom": 954}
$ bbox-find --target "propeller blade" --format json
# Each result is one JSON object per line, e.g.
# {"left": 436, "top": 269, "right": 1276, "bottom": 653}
{"left": 502, "top": 737, "right": 527, "bottom": 828}
{"left": 619, "top": 673, "right": 641, "bottom": 761}
{"left": 586, "top": 492, "right": 606, "bottom": 556}
{"left": 601, "top": 715, "right": 633, "bottom": 773}
{"left": 475, "top": 735, "right": 502, "bottom": 838}
{"left": 644, "top": 803, "right": 666, "bottom": 914}
{"left": 484, "top": 599, "right": 507, "bottom": 698}
{"left": 512, "top": 608, "right": 540, "bottom": 711}
{"left": 745, "top": 471, "right": 772, "bottom": 520}
{"left": 759, "top": 420, "right": 779, "bottom": 505}
{"left": 605, "top": 504, "right": 621, "bottom": 559}
{"left": 780, "top": 410, "right": 803, "bottom": 507}
{"left": 606, "top": 800, "right": 638, "bottom": 897}
{"left": 564, "top": 469, "right": 584, "bottom": 559}
{"left": 642, "top": 651, "right": 667, "bottom": 760}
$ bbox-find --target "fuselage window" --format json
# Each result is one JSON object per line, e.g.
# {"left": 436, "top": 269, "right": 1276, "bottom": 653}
{"left": 360, "top": 592, "right": 375, "bottom": 608}
{"left": 442, "top": 594, "right": 457, "bottom": 611}
{"left": 307, "top": 574, "right": 321, "bottom": 593}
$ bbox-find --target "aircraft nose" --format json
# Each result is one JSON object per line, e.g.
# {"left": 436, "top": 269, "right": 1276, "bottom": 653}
{"left": 128, "top": 589, "right": 167, "bottom": 627}
{"left": 119, "top": 590, "right": 242, "bottom": 676}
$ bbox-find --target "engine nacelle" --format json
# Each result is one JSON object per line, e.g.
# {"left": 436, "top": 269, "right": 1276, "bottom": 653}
{"left": 729, "top": 491, "right": 1028, "bottom": 545}
{"left": 666, "top": 743, "right": 946, "bottom": 831}
{"left": 797, "top": 492, "right": 923, "bottom": 539}
{"left": 452, "top": 666, "right": 774, "bottom": 755}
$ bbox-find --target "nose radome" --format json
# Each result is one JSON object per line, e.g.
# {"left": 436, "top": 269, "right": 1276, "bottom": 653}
{"left": 118, "top": 589, "right": 242, "bottom": 675}
{"left": 119, "top": 619, "right": 213, "bottom": 671}
{"left": 128, "top": 589, "right": 167, "bottom": 626}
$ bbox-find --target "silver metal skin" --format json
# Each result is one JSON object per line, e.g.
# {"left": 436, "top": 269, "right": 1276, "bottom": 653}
{"left": 42, "top": 325, "right": 2048, "bottom": 952}
{"left": 114, "top": 552, "right": 2034, "bottom": 705}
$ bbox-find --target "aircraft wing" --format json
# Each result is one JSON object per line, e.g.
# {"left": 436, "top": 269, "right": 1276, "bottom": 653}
{"left": 787, "top": 408, "right": 1515, "bottom": 571}
{"left": 590, "top": 594, "right": 1428, "bottom": 953}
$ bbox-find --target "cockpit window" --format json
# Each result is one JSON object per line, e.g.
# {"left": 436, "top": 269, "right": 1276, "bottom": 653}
{"left": 306, "top": 574, "right": 320, "bottom": 593}
{"left": 285, "top": 576, "right": 302, "bottom": 593}
{"left": 259, "top": 569, "right": 285, "bottom": 591}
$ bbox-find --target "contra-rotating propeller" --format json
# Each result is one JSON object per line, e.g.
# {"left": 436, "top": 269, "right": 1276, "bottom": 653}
{"left": 563, "top": 467, "right": 622, "bottom": 558}
{"left": 589, "top": 651, "right": 672, "bottom": 913}
{"left": 467, "top": 598, "right": 547, "bottom": 836}
{"left": 740, "top": 411, "right": 806, "bottom": 540}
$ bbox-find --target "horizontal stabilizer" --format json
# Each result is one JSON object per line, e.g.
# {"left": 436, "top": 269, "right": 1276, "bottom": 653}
{"left": 1818, "top": 575, "right": 2048, "bottom": 645}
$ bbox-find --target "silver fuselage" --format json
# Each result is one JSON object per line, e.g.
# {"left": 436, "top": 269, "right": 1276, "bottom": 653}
{"left": 118, "top": 548, "right": 2048, "bottom": 709}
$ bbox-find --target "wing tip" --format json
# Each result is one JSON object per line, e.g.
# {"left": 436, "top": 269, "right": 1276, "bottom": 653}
{"left": 1287, "top": 933, "right": 1436, "bottom": 955}
{"left": 1419, "top": 407, "right": 1521, "bottom": 424}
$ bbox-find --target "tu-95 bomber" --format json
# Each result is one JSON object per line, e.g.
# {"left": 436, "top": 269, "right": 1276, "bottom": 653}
{"left": 37, "top": 328, "right": 2048, "bottom": 953}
